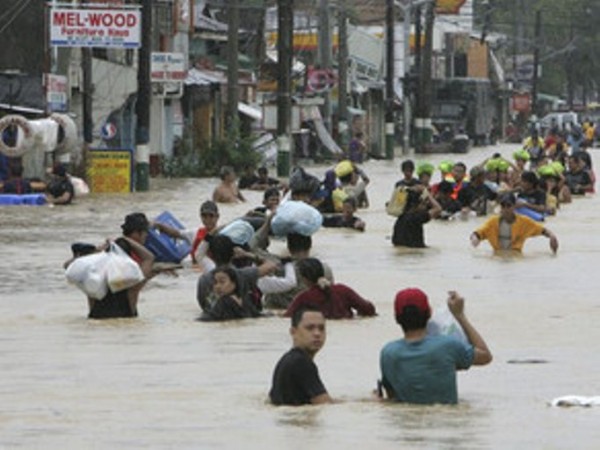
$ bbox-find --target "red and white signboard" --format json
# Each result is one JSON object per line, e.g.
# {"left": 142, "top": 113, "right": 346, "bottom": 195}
{"left": 49, "top": 7, "right": 141, "bottom": 48}
{"left": 44, "top": 73, "right": 69, "bottom": 112}
{"left": 151, "top": 53, "right": 187, "bottom": 82}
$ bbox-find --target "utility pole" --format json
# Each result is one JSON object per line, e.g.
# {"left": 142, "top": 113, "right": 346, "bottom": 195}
{"left": 226, "top": 0, "right": 240, "bottom": 137}
{"left": 531, "top": 10, "right": 541, "bottom": 118}
{"left": 567, "top": 18, "right": 574, "bottom": 110}
{"left": 385, "top": 0, "right": 395, "bottom": 160}
{"left": 81, "top": 0, "right": 93, "bottom": 158}
{"left": 318, "top": 0, "right": 332, "bottom": 133}
{"left": 403, "top": 4, "right": 412, "bottom": 154}
{"left": 414, "top": 1, "right": 434, "bottom": 152}
{"left": 276, "top": 0, "right": 293, "bottom": 177}
{"left": 135, "top": 0, "right": 152, "bottom": 192}
{"left": 337, "top": 3, "right": 349, "bottom": 148}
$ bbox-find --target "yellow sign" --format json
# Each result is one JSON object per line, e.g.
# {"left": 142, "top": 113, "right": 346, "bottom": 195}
{"left": 436, "top": 0, "right": 466, "bottom": 14}
{"left": 87, "top": 149, "right": 132, "bottom": 193}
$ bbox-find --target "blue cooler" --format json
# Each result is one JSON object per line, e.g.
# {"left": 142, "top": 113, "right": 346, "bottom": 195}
{"left": 145, "top": 211, "right": 191, "bottom": 263}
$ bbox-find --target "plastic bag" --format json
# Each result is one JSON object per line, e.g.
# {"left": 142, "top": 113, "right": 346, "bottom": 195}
{"left": 385, "top": 186, "right": 408, "bottom": 217}
{"left": 331, "top": 188, "right": 349, "bottom": 212}
{"left": 427, "top": 304, "right": 468, "bottom": 344}
{"left": 69, "top": 176, "right": 90, "bottom": 196}
{"left": 219, "top": 219, "right": 255, "bottom": 245}
{"left": 334, "top": 160, "right": 354, "bottom": 178}
{"left": 106, "top": 243, "right": 145, "bottom": 293}
{"left": 65, "top": 251, "right": 111, "bottom": 299}
{"left": 271, "top": 200, "right": 323, "bottom": 237}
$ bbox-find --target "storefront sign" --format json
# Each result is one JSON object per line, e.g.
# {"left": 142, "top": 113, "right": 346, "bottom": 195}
{"left": 87, "top": 149, "right": 133, "bottom": 193}
{"left": 49, "top": 7, "right": 141, "bottom": 48}
{"left": 151, "top": 53, "right": 187, "bottom": 82}
{"left": 44, "top": 74, "right": 68, "bottom": 112}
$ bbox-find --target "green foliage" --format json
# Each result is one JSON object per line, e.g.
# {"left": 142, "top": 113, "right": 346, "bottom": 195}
{"left": 476, "top": 0, "right": 600, "bottom": 101}
{"left": 161, "top": 135, "right": 261, "bottom": 178}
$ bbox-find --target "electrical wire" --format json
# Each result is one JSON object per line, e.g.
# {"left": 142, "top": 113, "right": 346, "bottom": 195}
{"left": 0, "top": 0, "right": 34, "bottom": 36}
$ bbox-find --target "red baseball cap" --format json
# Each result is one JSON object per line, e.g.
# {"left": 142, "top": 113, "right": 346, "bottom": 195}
{"left": 394, "top": 288, "right": 431, "bottom": 316}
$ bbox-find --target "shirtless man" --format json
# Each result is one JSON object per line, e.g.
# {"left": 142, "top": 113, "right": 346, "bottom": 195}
{"left": 212, "top": 166, "right": 245, "bottom": 203}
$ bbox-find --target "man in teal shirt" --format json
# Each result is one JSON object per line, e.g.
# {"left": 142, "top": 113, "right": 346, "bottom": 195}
{"left": 380, "top": 288, "right": 492, "bottom": 404}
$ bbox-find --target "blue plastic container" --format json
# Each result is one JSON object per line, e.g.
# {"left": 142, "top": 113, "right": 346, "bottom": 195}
{"left": 144, "top": 211, "right": 191, "bottom": 263}
{"left": 516, "top": 207, "right": 545, "bottom": 222}
{"left": 0, "top": 194, "right": 46, "bottom": 206}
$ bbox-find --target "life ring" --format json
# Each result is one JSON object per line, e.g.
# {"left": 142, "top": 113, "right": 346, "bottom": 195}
{"left": 0, "top": 114, "right": 34, "bottom": 157}
{"left": 50, "top": 113, "right": 78, "bottom": 155}
{"left": 307, "top": 69, "right": 336, "bottom": 94}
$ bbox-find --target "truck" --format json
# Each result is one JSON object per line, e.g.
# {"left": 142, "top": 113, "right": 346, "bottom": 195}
{"left": 430, "top": 78, "right": 496, "bottom": 146}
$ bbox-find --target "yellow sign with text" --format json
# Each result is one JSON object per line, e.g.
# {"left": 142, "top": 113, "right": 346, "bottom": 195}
{"left": 88, "top": 150, "right": 133, "bottom": 193}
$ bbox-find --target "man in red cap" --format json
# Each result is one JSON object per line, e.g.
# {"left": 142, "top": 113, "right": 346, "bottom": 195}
{"left": 379, "top": 288, "right": 492, "bottom": 404}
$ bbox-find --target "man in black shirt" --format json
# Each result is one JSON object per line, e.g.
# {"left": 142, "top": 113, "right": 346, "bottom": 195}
{"left": 269, "top": 308, "right": 333, "bottom": 406}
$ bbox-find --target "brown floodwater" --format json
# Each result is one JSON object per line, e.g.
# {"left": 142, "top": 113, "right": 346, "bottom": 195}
{"left": 1, "top": 144, "right": 599, "bottom": 449}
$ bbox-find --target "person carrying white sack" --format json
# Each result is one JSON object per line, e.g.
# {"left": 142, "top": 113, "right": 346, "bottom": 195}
{"left": 65, "top": 213, "right": 155, "bottom": 319}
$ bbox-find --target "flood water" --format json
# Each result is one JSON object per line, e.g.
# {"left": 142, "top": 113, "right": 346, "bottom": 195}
{"left": 1, "top": 144, "right": 599, "bottom": 449}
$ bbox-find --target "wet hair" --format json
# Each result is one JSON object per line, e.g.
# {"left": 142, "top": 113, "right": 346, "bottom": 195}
{"left": 291, "top": 306, "right": 324, "bottom": 328}
{"left": 263, "top": 187, "right": 280, "bottom": 202}
{"left": 453, "top": 162, "right": 467, "bottom": 172}
{"left": 206, "top": 234, "right": 234, "bottom": 265}
{"left": 219, "top": 165, "right": 234, "bottom": 180}
{"left": 287, "top": 233, "right": 312, "bottom": 253}
{"left": 521, "top": 171, "right": 539, "bottom": 187}
{"left": 297, "top": 257, "right": 325, "bottom": 284}
{"left": 121, "top": 213, "right": 149, "bottom": 236}
{"left": 213, "top": 265, "right": 240, "bottom": 297}
{"left": 395, "top": 305, "right": 430, "bottom": 332}
{"left": 401, "top": 160, "right": 415, "bottom": 172}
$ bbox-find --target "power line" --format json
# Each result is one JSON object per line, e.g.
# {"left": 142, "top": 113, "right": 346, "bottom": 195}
{"left": 0, "top": 0, "right": 34, "bottom": 36}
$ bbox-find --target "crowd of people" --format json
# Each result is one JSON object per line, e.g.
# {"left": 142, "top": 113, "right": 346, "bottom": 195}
{"left": 62, "top": 125, "right": 595, "bottom": 407}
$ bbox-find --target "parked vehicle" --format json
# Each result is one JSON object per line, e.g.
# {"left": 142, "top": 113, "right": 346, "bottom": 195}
{"left": 430, "top": 78, "right": 496, "bottom": 146}
{"left": 539, "top": 111, "right": 579, "bottom": 133}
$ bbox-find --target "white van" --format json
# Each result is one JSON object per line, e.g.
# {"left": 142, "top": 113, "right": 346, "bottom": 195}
{"left": 539, "top": 111, "right": 579, "bottom": 132}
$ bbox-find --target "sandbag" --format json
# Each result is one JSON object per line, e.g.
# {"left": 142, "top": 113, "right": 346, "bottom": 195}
{"left": 106, "top": 243, "right": 145, "bottom": 293}
{"left": 65, "top": 251, "right": 111, "bottom": 300}
{"left": 271, "top": 200, "right": 323, "bottom": 237}
{"left": 219, "top": 219, "right": 255, "bottom": 245}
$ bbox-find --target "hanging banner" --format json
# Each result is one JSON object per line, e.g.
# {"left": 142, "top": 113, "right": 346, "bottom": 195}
{"left": 87, "top": 149, "right": 133, "bottom": 193}
{"left": 49, "top": 7, "right": 141, "bottom": 48}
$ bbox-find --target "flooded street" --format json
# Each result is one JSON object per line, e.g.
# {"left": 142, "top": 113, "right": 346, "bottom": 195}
{"left": 1, "top": 143, "right": 599, "bottom": 449}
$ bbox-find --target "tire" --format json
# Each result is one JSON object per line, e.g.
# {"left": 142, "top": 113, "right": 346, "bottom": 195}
{"left": 50, "top": 113, "right": 78, "bottom": 155}
{"left": 0, "top": 114, "right": 34, "bottom": 157}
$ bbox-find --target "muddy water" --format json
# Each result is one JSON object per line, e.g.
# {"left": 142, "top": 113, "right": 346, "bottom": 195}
{"left": 1, "top": 144, "right": 599, "bottom": 449}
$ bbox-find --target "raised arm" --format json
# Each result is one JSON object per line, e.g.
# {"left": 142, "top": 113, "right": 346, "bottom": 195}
{"left": 447, "top": 291, "right": 492, "bottom": 366}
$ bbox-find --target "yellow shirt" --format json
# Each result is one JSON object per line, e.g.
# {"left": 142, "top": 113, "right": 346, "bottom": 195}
{"left": 475, "top": 214, "right": 545, "bottom": 251}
